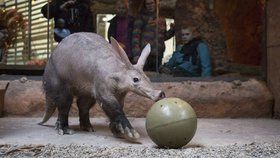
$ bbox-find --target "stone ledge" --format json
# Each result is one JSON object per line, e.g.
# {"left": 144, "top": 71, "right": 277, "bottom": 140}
{"left": 2, "top": 79, "right": 273, "bottom": 118}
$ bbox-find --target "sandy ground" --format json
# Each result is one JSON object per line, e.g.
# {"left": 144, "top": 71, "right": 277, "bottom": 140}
{"left": 0, "top": 118, "right": 280, "bottom": 157}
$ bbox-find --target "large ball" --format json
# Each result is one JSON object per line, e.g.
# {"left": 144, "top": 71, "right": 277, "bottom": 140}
{"left": 146, "top": 98, "right": 197, "bottom": 148}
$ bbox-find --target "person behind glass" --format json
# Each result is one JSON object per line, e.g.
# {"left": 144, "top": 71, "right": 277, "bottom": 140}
{"left": 41, "top": 0, "right": 94, "bottom": 34}
{"left": 108, "top": 0, "right": 134, "bottom": 63}
{"left": 54, "top": 18, "right": 71, "bottom": 42}
{"left": 161, "top": 27, "right": 212, "bottom": 77}
{"left": 132, "top": 0, "right": 175, "bottom": 71}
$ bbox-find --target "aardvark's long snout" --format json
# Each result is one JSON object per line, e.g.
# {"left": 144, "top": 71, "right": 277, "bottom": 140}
{"left": 150, "top": 90, "right": 166, "bottom": 102}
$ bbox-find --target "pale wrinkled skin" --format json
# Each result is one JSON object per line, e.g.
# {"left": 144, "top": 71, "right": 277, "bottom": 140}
{"left": 39, "top": 32, "right": 164, "bottom": 142}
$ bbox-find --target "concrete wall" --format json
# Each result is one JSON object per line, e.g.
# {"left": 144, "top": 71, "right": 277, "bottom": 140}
{"left": 267, "top": 0, "right": 280, "bottom": 118}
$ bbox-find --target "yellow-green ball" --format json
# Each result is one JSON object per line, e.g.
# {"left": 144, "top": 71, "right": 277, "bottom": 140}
{"left": 145, "top": 98, "right": 197, "bottom": 149}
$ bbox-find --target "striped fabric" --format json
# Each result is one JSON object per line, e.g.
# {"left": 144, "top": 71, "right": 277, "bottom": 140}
{"left": 132, "top": 12, "right": 173, "bottom": 58}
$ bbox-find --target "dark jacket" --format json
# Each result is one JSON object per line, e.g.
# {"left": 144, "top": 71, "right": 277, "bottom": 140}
{"left": 166, "top": 38, "right": 212, "bottom": 77}
{"left": 181, "top": 38, "right": 203, "bottom": 65}
{"left": 41, "top": 0, "right": 94, "bottom": 33}
{"left": 108, "top": 15, "right": 134, "bottom": 60}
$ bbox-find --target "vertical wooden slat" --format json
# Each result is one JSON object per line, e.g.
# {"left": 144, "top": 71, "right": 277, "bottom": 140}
{"left": 28, "top": 0, "right": 31, "bottom": 61}
{"left": 47, "top": 1, "right": 50, "bottom": 59}
{"left": 15, "top": 0, "right": 17, "bottom": 65}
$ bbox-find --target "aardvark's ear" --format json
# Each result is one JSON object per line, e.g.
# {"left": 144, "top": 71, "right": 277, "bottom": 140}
{"left": 110, "top": 37, "right": 132, "bottom": 67}
{"left": 135, "top": 43, "right": 151, "bottom": 70}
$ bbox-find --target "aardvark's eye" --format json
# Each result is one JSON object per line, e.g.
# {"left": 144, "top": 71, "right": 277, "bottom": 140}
{"left": 133, "top": 77, "right": 139, "bottom": 83}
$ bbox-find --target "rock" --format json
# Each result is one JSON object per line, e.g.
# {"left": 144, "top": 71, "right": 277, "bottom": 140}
{"left": 3, "top": 79, "right": 273, "bottom": 118}
{"left": 232, "top": 80, "right": 242, "bottom": 87}
{"left": 4, "top": 80, "right": 45, "bottom": 116}
{"left": 19, "top": 77, "right": 28, "bottom": 83}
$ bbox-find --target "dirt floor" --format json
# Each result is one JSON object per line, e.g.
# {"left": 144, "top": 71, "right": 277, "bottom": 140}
{"left": 0, "top": 118, "right": 279, "bottom": 157}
